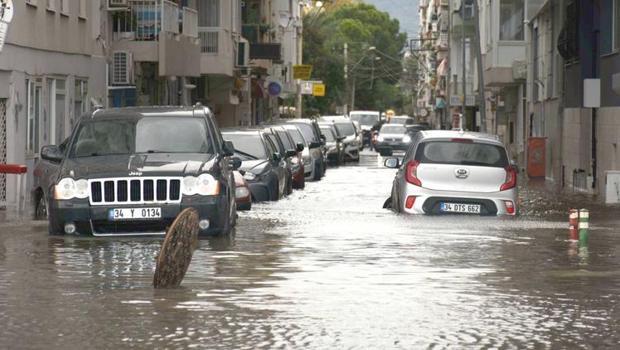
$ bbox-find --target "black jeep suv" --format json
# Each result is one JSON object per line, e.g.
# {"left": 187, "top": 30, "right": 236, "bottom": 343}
{"left": 37, "top": 105, "right": 239, "bottom": 236}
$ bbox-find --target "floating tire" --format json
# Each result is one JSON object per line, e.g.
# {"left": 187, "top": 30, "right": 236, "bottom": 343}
{"left": 153, "top": 208, "right": 199, "bottom": 289}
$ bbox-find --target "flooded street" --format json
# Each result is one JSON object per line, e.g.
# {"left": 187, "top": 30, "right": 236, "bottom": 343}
{"left": 2, "top": 152, "right": 620, "bottom": 349}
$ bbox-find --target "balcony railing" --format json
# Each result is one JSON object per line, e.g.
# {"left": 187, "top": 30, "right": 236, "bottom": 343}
{"left": 182, "top": 7, "right": 198, "bottom": 38}
{"left": 111, "top": 0, "right": 197, "bottom": 41}
{"left": 199, "top": 27, "right": 219, "bottom": 54}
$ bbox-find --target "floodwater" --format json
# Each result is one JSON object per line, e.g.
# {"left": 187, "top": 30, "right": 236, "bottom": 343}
{"left": 1, "top": 153, "right": 620, "bottom": 349}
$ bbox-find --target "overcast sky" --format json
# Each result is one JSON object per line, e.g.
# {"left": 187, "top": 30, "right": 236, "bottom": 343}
{"left": 363, "top": 0, "right": 419, "bottom": 38}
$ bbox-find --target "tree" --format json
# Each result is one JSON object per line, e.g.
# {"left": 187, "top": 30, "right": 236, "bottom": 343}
{"left": 302, "top": 2, "right": 407, "bottom": 115}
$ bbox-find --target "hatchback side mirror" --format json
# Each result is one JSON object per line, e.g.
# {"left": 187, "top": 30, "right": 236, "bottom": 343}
{"left": 272, "top": 153, "right": 282, "bottom": 162}
{"left": 309, "top": 141, "right": 321, "bottom": 148}
{"left": 223, "top": 140, "right": 235, "bottom": 156}
{"left": 285, "top": 149, "right": 297, "bottom": 158}
{"left": 337, "top": 136, "right": 346, "bottom": 142}
{"left": 296, "top": 143, "right": 305, "bottom": 152}
{"left": 41, "top": 145, "right": 64, "bottom": 163}
{"left": 384, "top": 158, "right": 400, "bottom": 168}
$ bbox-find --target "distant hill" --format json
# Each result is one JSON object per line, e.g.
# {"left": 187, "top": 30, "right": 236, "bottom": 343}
{"left": 363, "top": 0, "right": 419, "bottom": 38}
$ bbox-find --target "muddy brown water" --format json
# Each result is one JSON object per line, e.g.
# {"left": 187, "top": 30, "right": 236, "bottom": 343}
{"left": 1, "top": 153, "right": 619, "bottom": 349}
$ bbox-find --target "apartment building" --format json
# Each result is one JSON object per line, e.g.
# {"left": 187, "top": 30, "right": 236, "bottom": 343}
{"left": 0, "top": 0, "right": 106, "bottom": 209}
{"left": 105, "top": 0, "right": 200, "bottom": 107}
{"left": 556, "top": 0, "right": 620, "bottom": 201}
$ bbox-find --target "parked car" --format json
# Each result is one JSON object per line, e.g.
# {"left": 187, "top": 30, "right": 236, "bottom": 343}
{"left": 233, "top": 171, "right": 252, "bottom": 211}
{"left": 319, "top": 124, "right": 345, "bottom": 165}
{"left": 375, "top": 124, "right": 414, "bottom": 156}
{"left": 389, "top": 115, "right": 416, "bottom": 125}
{"left": 222, "top": 129, "right": 288, "bottom": 202}
{"left": 384, "top": 130, "right": 518, "bottom": 216}
{"left": 349, "top": 110, "right": 380, "bottom": 148}
{"left": 286, "top": 119, "right": 326, "bottom": 180}
{"left": 263, "top": 126, "right": 297, "bottom": 196}
{"left": 280, "top": 124, "right": 307, "bottom": 189}
{"left": 36, "top": 105, "right": 239, "bottom": 236}
{"left": 330, "top": 119, "right": 361, "bottom": 162}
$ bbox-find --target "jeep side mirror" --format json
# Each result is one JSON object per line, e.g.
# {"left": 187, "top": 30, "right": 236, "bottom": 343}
{"left": 231, "top": 157, "right": 242, "bottom": 170}
{"left": 41, "top": 145, "right": 64, "bottom": 163}
{"left": 223, "top": 140, "right": 235, "bottom": 156}
{"left": 296, "top": 143, "right": 305, "bottom": 152}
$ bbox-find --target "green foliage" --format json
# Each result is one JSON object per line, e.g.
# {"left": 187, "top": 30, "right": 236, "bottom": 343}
{"left": 302, "top": 3, "right": 407, "bottom": 115}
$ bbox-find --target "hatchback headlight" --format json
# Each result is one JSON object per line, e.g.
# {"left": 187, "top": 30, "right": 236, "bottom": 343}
{"left": 377, "top": 135, "right": 384, "bottom": 142}
{"left": 55, "top": 178, "right": 89, "bottom": 200}
{"left": 403, "top": 135, "right": 412, "bottom": 143}
{"left": 183, "top": 174, "right": 220, "bottom": 196}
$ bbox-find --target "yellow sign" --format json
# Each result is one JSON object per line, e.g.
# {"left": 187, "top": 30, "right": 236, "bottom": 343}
{"left": 293, "top": 65, "right": 313, "bottom": 80}
{"left": 312, "top": 83, "right": 325, "bottom": 97}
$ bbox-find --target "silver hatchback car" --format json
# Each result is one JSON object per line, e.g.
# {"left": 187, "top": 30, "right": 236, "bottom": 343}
{"left": 384, "top": 130, "right": 518, "bottom": 216}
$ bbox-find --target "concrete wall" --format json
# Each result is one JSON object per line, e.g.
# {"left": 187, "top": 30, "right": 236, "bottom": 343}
{"left": 10, "top": 0, "right": 97, "bottom": 56}
{"left": 562, "top": 108, "right": 593, "bottom": 191}
{"left": 595, "top": 107, "right": 620, "bottom": 196}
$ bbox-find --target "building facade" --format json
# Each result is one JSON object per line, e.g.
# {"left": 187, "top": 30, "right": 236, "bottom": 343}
{"left": 0, "top": 0, "right": 106, "bottom": 209}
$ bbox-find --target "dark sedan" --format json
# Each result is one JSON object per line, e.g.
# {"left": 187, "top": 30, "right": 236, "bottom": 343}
{"left": 222, "top": 129, "right": 288, "bottom": 202}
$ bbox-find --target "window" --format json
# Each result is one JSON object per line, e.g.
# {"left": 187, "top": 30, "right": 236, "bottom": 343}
{"left": 78, "top": 0, "right": 87, "bottom": 19}
{"left": 614, "top": 0, "right": 620, "bottom": 50}
{"left": 47, "top": 78, "right": 66, "bottom": 145}
{"left": 26, "top": 79, "right": 43, "bottom": 156}
{"left": 47, "top": 0, "right": 56, "bottom": 12}
{"left": 60, "top": 0, "right": 69, "bottom": 15}
{"left": 499, "top": 0, "right": 524, "bottom": 41}
{"left": 198, "top": 0, "right": 220, "bottom": 27}
{"left": 74, "top": 79, "right": 88, "bottom": 130}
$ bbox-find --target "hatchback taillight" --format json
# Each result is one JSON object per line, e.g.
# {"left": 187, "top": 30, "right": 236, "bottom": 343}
{"left": 500, "top": 166, "right": 517, "bottom": 191}
{"left": 405, "top": 160, "right": 422, "bottom": 186}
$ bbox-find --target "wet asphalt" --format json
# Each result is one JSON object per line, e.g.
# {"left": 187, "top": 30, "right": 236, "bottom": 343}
{"left": 1, "top": 152, "right": 620, "bottom": 349}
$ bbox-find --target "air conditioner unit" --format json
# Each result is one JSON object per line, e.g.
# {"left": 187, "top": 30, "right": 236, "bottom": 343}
{"left": 236, "top": 38, "right": 250, "bottom": 67}
{"left": 108, "top": 0, "right": 128, "bottom": 9}
{"left": 112, "top": 51, "right": 132, "bottom": 85}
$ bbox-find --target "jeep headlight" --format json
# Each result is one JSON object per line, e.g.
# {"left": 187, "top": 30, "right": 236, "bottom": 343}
{"left": 377, "top": 135, "right": 384, "bottom": 142}
{"left": 183, "top": 175, "right": 220, "bottom": 196}
{"left": 54, "top": 178, "right": 89, "bottom": 200}
{"left": 243, "top": 172, "right": 257, "bottom": 181}
{"left": 403, "top": 135, "right": 412, "bottom": 143}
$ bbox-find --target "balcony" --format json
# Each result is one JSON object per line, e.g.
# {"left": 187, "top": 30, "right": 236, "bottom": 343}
{"left": 110, "top": 0, "right": 200, "bottom": 77}
{"left": 451, "top": 15, "right": 475, "bottom": 40}
{"left": 198, "top": 27, "right": 236, "bottom": 77}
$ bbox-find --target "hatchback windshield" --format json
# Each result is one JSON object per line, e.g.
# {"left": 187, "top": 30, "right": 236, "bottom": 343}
{"left": 350, "top": 114, "right": 379, "bottom": 127}
{"left": 290, "top": 123, "right": 318, "bottom": 143}
{"left": 335, "top": 122, "right": 356, "bottom": 136}
{"left": 415, "top": 141, "right": 509, "bottom": 168}
{"left": 71, "top": 117, "right": 211, "bottom": 157}
{"left": 380, "top": 125, "right": 406, "bottom": 134}
{"left": 320, "top": 127, "right": 336, "bottom": 142}
{"left": 222, "top": 133, "right": 267, "bottom": 160}
{"left": 286, "top": 128, "right": 305, "bottom": 146}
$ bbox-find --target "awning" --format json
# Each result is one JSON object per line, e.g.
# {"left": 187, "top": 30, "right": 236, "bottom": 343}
{"left": 437, "top": 58, "right": 448, "bottom": 76}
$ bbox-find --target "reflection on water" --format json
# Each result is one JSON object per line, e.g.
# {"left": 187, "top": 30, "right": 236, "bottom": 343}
{"left": 1, "top": 153, "right": 620, "bottom": 348}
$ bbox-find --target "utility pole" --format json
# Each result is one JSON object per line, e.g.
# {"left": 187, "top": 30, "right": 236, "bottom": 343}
{"left": 344, "top": 42, "right": 348, "bottom": 115}
{"left": 461, "top": 1, "right": 466, "bottom": 127}
{"left": 473, "top": 0, "right": 487, "bottom": 132}
{"left": 295, "top": 24, "right": 303, "bottom": 118}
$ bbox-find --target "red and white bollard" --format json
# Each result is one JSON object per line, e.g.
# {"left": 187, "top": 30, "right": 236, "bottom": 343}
{"left": 569, "top": 208, "right": 579, "bottom": 241}
{"left": 0, "top": 164, "right": 28, "bottom": 214}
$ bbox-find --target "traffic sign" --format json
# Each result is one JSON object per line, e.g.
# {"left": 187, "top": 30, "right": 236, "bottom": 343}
{"left": 312, "top": 83, "right": 325, "bottom": 97}
{"left": 293, "top": 65, "right": 313, "bottom": 80}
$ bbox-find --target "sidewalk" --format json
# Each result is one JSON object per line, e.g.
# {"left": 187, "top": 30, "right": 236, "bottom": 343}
{"left": 519, "top": 176, "right": 620, "bottom": 224}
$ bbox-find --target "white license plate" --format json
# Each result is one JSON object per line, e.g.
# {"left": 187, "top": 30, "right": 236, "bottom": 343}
{"left": 108, "top": 208, "right": 162, "bottom": 221}
{"left": 440, "top": 202, "right": 481, "bottom": 214}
